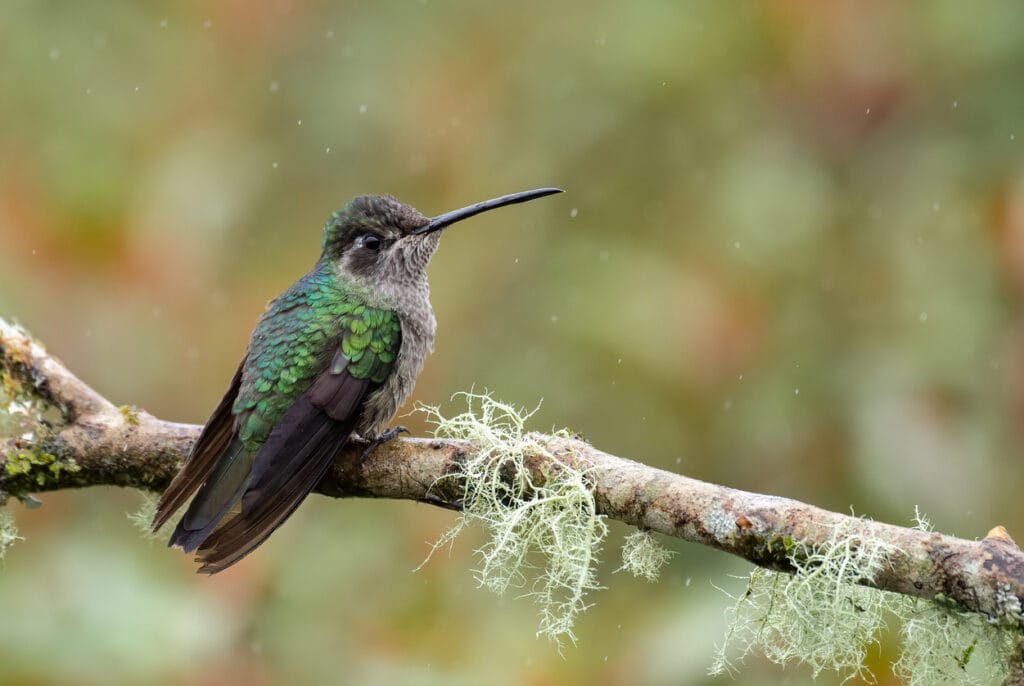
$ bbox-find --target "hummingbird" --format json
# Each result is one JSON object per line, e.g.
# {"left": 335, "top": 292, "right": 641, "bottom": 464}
{"left": 152, "top": 187, "right": 562, "bottom": 573}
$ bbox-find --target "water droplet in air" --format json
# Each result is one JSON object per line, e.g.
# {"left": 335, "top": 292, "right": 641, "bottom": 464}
{"left": 932, "top": 202, "right": 941, "bottom": 211}
{"left": 325, "top": 29, "right": 335, "bottom": 40}
{"left": 160, "top": 19, "right": 168, "bottom": 28}
{"left": 325, "top": 147, "right": 331, "bottom": 154}
{"left": 297, "top": 119, "right": 302, "bottom": 126}
{"left": 272, "top": 161, "right": 279, "bottom": 169}
{"left": 865, "top": 107, "right": 871, "bottom": 115}
{"left": 919, "top": 312, "right": 928, "bottom": 322}
{"left": 269, "top": 81, "right": 280, "bottom": 93}
{"left": 794, "top": 388, "right": 800, "bottom": 395}
{"left": 359, "top": 104, "right": 368, "bottom": 114}
{"left": 49, "top": 48, "right": 60, "bottom": 60}
{"left": 569, "top": 208, "right": 578, "bottom": 218}
{"left": 202, "top": 19, "right": 212, "bottom": 29}
{"left": 550, "top": 314, "right": 559, "bottom": 324}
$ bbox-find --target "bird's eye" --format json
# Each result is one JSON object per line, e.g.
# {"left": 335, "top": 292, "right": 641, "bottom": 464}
{"left": 362, "top": 234, "right": 383, "bottom": 251}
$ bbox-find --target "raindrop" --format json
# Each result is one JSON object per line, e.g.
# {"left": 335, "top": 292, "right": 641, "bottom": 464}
{"left": 919, "top": 312, "right": 928, "bottom": 322}
{"left": 297, "top": 119, "right": 302, "bottom": 126}
{"left": 325, "top": 29, "right": 335, "bottom": 40}
{"left": 160, "top": 19, "right": 168, "bottom": 28}
{"left": 1012, "top": 134, "right": 1017, "bottom": 141}
{"left": 269, "top": 80, "right": 280, "bottom": 93}
{"left": 952, "top": 99, "right": 959, "bottom": 109}
{"left": 272, "top": 161, "right": 279, "bottom": 169}
{"left": 685, "top": 577, "right": 692, "bottom": 587}
{"left": 733, "top": 240, "right": 741, "bottom": 249}
{"left": 325, "top": 147, "right": 331, "bottom": 154}
{"left": 794, "top": 388, "right": 800, "bottom": 395}
{"left": 49, "top": 48, "right": 60, "bottom": 60}
{"left": 865, "top": 107, "right": 871, "bottom": 115}
{"left": 202, "top": 19, "right": 212, "bottom": 29}
{"left": 569, "top": 208, "right": 578, "bottom": 218}
{"left": 359, "top": 104, "right": 368, "bottom": 114}
{"left": 932, "top": 202, "right": 941, "bottom": 211}
{"left": 550, "top": 314, "right": 559, "bottom": 324}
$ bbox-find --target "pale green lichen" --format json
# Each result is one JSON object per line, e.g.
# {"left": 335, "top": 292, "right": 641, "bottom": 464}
{"left": 710, "top": 512, "right": 1020, "bottom": 683}
{"left": 710, "top": 523, "right": 895, "bottom": 682}
{"left": 891, "top": 509, "right": 1016, "bottom": 684}
{"left": 127, "top": 492, "right": 162, "bottom": 541}
{"left": 893, "top": 596, "right": 1013, "bottom": 685}
{"left": 0, "top": 507, "right": 21, "bottom": 561}
{"left": 618, "top": 530, "right": 674, "bottom": 582}
{"left": 418, "top": 392, "right": 608, "bottom": 648}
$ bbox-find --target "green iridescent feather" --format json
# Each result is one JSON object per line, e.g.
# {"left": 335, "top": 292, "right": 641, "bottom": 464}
{"left": 232, "top": 264, "right": 401, "bottom": 452}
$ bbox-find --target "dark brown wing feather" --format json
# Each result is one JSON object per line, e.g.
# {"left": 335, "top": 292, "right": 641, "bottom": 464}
{"left": 192, "top": 362, "right": 371, "bottom": 573}
{"left": 152, "top": 359, "right": 246, "bottom": 532}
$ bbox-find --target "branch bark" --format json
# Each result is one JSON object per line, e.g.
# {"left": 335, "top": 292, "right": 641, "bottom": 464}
{"left": 2, "top": 317, "right": 1023, "bottom": 666}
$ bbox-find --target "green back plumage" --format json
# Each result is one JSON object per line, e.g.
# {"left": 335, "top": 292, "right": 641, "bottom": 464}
{"left": 233, "top": 262, "right": 401, "bottom": 452}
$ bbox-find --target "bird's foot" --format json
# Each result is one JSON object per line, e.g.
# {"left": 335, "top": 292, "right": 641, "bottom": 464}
{"left": 360, "top": 426, "right": 410, "bottom": 461}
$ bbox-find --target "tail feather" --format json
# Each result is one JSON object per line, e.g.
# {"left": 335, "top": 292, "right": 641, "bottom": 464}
{"left": 168, "top": 438, "right": 253, "bottom": 553}
{"left": 153, "top": 360, "right": 245, "bottom": 532}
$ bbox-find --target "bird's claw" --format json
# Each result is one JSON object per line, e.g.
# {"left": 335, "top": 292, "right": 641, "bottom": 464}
{"left": 360, "top": 426, "right": 410, "bottom": 461}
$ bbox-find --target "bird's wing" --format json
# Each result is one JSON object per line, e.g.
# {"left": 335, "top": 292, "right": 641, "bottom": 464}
{"left": 192, "top": 305, "right": 401, "bottom": 573}
{"left": 152, "top": 359, "right": 245, "bottom": 532}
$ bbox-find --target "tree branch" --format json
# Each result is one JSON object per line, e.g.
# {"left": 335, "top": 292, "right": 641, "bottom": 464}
{"left": 2, "top": 316, "right": 1023, "bottom": 645}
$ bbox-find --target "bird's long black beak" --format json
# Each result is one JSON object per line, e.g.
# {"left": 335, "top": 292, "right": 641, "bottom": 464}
{"left": 412, "top": 187, "right": 564, "bottom": 235}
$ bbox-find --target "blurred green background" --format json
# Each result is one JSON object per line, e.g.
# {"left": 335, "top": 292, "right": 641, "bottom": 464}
{"left": 2, "top": 1, "right": 1023, "bottom": 684}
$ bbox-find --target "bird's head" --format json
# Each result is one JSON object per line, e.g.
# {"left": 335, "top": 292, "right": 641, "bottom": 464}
{"left": 321, "top": 188, "right": 563, "bottom": 290}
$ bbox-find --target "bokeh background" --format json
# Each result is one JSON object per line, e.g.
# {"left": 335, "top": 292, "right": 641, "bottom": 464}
{"left": 2, "top": 2, "right": 1023, "bottom": 684}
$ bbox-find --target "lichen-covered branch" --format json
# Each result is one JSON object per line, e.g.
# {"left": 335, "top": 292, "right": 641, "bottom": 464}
{"left": 2, "top": 316, "right": 1023, "bottom": 650}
